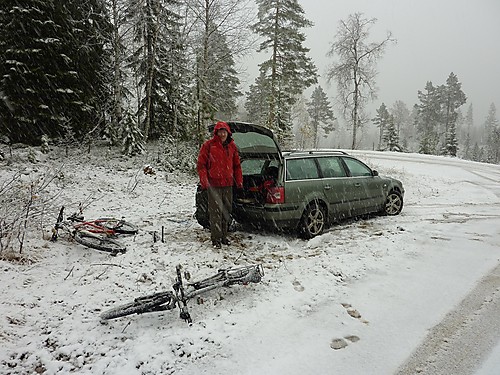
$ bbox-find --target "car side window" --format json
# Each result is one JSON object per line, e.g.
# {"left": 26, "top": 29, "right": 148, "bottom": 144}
{"left": 342, "top": 157, "right": 373, "bottom": 177}
{"left": 317, "top": 157, "right": 347, "bottom": 178}
{"left": 286, "top": 158, "right": 320, "bottom": 181}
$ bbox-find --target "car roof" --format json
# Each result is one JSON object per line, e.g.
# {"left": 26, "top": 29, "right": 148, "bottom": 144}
{"left": 282, "top": 149, "right": 350, "bottom": 158}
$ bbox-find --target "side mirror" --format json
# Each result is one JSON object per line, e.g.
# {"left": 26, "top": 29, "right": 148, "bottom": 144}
{"left": 372, "top": 170, "right": 379, "bottom": 176}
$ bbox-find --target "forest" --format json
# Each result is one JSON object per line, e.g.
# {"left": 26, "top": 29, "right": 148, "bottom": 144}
{"left": 0, "top": 0, "right": 499, "bottom": 165}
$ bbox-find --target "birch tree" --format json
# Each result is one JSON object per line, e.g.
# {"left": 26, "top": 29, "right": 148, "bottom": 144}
{"left": 326, "top": 12, "right": 395, "bottom": 149}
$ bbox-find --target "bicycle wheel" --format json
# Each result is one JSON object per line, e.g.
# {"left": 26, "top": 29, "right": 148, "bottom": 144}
{"left": 96, "top": 218, "right": 138, "bottom": 235}
{"left": 100, "top": 291, "right": 176, "bottom": 320}
{"left": 74, "top": 231, "right": 126, "bottom": 254}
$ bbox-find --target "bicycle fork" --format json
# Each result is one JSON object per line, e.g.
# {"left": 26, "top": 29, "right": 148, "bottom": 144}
{"left": 174, "top": 265, "right": 193, "bottom": 324}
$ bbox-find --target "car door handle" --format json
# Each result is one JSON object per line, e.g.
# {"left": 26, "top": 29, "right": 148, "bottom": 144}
{"left": 324, "top": 185, "right": 332, "bottom": 190}
{"left": 354, "top": 183, "right": 361, "bottom": 187}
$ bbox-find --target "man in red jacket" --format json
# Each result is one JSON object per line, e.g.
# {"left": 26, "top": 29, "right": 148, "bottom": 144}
{"left": 197, "top": 121, "right": 243, "bottom": 249}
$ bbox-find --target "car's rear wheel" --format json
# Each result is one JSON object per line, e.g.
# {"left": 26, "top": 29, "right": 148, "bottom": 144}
{"left": 383, "top": 191, "right": 403, "bottom": 215}
{"left": 300, "top": 202, "right": 326, "bottom": 239}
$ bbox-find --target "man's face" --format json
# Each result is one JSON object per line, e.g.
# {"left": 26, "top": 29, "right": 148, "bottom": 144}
{"left": 217, "top": 128, "right": 228, "bottom": 142}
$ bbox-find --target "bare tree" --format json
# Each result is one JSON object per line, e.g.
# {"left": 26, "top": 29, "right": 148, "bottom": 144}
{"left": 326, "top": 12, "right": 395, "bottom": 149}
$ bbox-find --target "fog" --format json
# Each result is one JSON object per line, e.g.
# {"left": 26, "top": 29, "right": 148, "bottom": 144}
{"left": 242, "top": 0, "right": 500, "bottom": 129}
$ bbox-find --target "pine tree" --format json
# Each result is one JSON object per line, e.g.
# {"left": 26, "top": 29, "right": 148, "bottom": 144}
{"left": 251, "top": 0, "right": 317, "bottom": 143}
{"left": 306, "top": 86, "right": 335, "bottom": 148}
{"left": 372, "top": 103, "right": 391, "bottom": 150}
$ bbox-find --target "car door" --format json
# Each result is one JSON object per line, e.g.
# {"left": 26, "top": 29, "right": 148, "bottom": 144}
{"left": 341, "top": 157, "right": 386, "bottom": 215}
{"left": 283, "top": 157, "right": 322, "bottom": 216}
{"left": 315, "top": 156, "right": 353, "bottom": 220}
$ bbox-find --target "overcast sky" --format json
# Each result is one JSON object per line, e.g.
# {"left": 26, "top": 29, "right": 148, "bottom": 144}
{"left": 296, "top": 0, "right": 500, "bottom": 124}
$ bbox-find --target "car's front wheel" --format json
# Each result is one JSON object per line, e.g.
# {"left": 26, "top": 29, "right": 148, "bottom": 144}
{"left": 300, "top": 202, "right": 326, "bottom": 239}
{"left": 383, "top": 191, "right": 403, "bottom": 215}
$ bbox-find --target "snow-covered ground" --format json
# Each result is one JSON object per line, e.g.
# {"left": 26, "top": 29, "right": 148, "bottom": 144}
{"left": 1, "top": 145, "right": 499, "bottom": 374}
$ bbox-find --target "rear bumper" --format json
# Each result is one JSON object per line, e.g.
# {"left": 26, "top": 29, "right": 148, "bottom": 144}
{"left": 233, "top": 202, "right": 300, "bottom": 229}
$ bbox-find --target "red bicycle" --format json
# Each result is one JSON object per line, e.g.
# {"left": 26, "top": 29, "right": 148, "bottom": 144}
{"left": 51, "top": 206, "right": 138, "bottom": 255}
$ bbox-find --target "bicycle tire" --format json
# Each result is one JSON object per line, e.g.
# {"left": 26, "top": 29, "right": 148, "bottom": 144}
{"left": 100, "top": 291, "right": 176, "bottom": 320}
{"left": 226, "top": 265, "right": 264, "bottom": 285}
{"left": 74, "top": 231, "right": 126, "bottom": 254}
{"left": 188, "top": 265, "right": 264, "bottom": 289}
{"left": 96, "top": 218, "right": 138, "bottom": 235}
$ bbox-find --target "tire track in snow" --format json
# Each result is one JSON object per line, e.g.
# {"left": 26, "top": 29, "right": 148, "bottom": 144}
{"left": 396, "top": 262, "right": 500, "bottom": 375}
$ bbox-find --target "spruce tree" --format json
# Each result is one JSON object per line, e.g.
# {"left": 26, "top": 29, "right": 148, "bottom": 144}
{"left": 416, "top": 82, "right": 441, "bottom": 154}
{"left": 484, "top": 103, "right": 499, "bottom": 163}
{"left": 245, "top": 70, "right": 271, "bottom": 126}
{"left": 126, "top": 0, "right": 188, "bottom": 141}
{"left": 196, "top": 28, "right": 241, "bottom": 121}
{"left": 441, "top": 72, "right": 466, "bottom": 156}
{"left": 251, "top": 0, "right": 317, "bottom": 143}
{"left": 306, "top": 86, "right": 335, "bottom": 148}
{"left": 372, "top": 103, "right": 391, "bottom": 150}
{"left": 391, "top": 100, "right": 413, "bottom": 150}
{"left": 0, "top": 0, "right": 112, "bottom": 145}
{"left": 383, "top": 115, "right": 401, "bottom": 151}
{"left": 185, "top": 0, "right": 252, "bottom": 144}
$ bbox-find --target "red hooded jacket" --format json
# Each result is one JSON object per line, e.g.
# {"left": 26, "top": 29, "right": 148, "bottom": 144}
{"left": 197, "top": 122, "right": 243, "bottom": 189}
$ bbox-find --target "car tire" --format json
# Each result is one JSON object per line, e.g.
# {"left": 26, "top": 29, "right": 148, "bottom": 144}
{"left": 382, "top": 190, "right": 403, "bottom": 216}
{"left": 300, "top": 202, "right": 326, "bottom": 239}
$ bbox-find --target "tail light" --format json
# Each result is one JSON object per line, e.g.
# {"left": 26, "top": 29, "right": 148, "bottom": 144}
{"left": 266, "top": 186, "right": 284, "bottom": 204}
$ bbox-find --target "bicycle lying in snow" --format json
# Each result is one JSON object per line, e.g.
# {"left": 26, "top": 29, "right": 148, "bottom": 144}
{"left": 51, "top": 206, "right": 138, "bottom": 255}
{"left": 100, "top": 264, "right": 264, "bottom": 323}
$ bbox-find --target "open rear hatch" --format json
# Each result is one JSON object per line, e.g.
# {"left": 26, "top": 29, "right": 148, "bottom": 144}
{"left": 208, "top": 121, "right": 282, "bottom": 160}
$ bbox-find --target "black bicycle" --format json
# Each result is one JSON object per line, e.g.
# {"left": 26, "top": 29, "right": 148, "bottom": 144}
{"left": 100, "top": 264, "right": 264, "bottom": 323}
{"left": 51, "top": 206, "right": 138, "bottom": 254}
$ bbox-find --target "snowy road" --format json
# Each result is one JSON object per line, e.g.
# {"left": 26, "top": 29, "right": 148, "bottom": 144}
{"left": 349, "top": 151, "right": 500, "bottom": 375}
{"left": 396, "top": 262, "right": 500, "bottom": 374}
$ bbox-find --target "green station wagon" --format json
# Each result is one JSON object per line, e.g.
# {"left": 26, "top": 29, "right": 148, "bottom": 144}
{"left": 195, "top": 122, "right": 404, "bottom": 238}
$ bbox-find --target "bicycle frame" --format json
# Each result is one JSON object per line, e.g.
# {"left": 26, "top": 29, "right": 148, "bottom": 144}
{"left": 100, "top": 264, "right": 264, "bottom": 322}
{"left": 51, "top": 206, "right": 115, "bottom": 241}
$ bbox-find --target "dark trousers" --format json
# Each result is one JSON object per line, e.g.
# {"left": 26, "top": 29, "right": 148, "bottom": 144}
{"left": 207, "top": 186, "right": 233, "bottom": 242}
